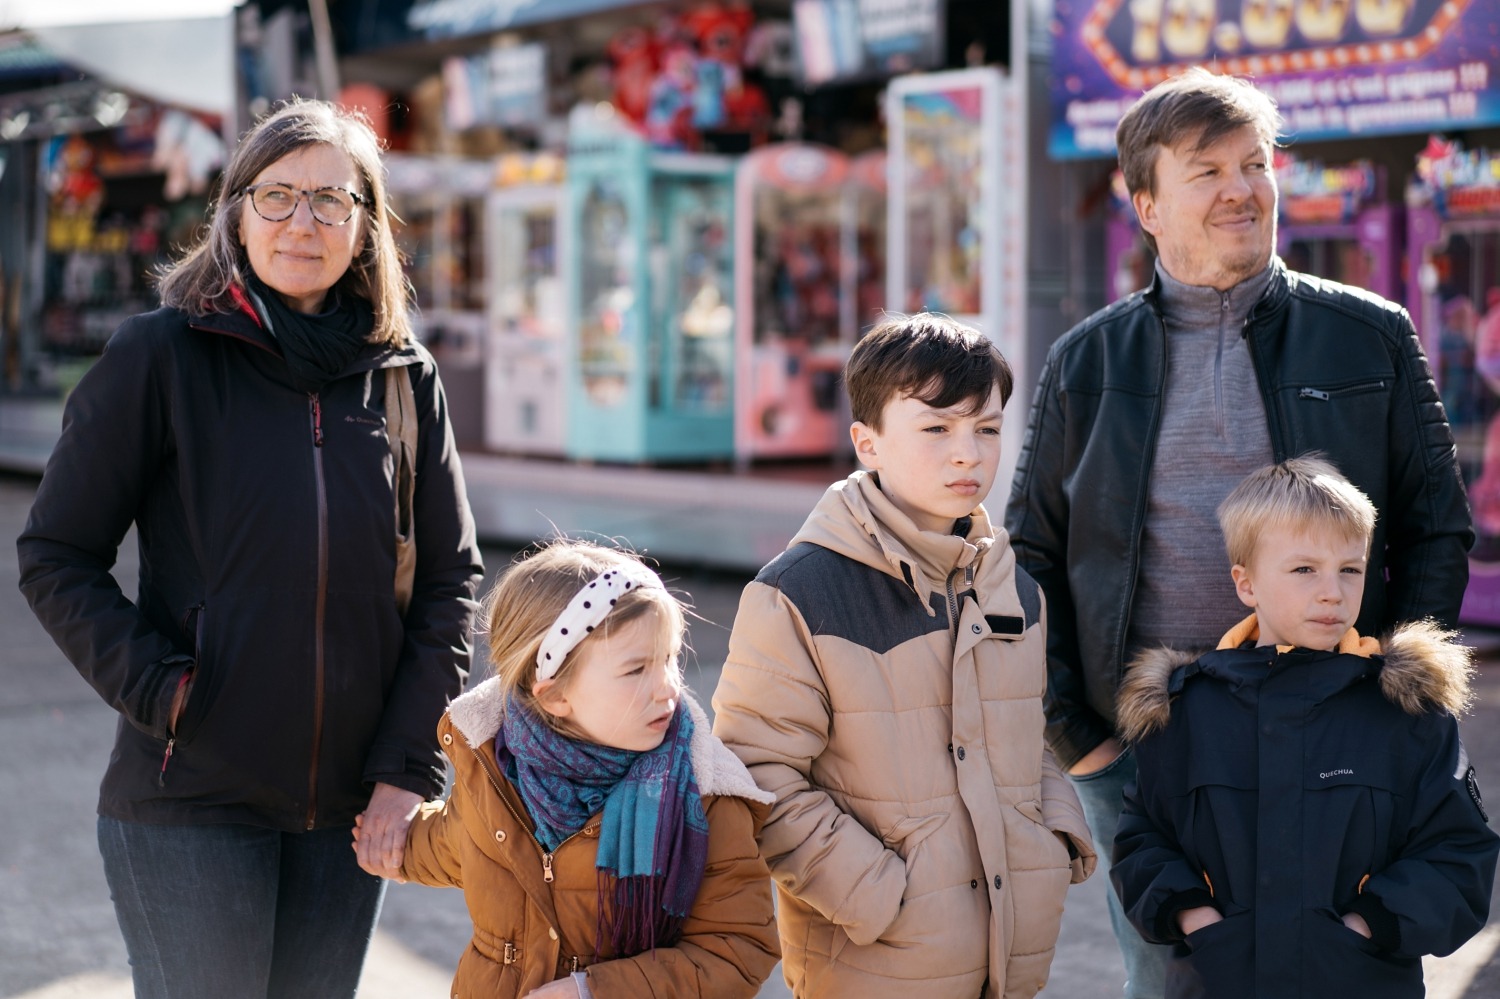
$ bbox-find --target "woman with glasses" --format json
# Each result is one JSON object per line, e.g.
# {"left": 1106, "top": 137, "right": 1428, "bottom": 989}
{"left": 17, "top": 98, "right": 485, "bottom": 998}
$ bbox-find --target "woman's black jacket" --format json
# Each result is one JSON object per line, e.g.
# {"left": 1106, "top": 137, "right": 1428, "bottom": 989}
{"left": 17, "top": 304, "right": 484, "bottom": 831}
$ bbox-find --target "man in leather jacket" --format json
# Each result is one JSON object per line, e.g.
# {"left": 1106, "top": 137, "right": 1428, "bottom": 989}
{"left": 1004, "top": 68, "right": 1473, "bottom": 998}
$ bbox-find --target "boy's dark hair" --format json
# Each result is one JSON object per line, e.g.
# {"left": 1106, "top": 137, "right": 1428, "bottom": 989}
{"left": 845, "top": 313, "right": 1013, "bottom": 430}
{"left": 1115, "top": 68, "right": 1283, "bottom": 254}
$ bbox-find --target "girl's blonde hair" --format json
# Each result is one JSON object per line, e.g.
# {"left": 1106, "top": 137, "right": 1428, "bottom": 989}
{"left": 1217, "top": 454, "right": 1376, "bottom": 568}
{"left": 482, "top": 540, "right": 686, "bottom": 727}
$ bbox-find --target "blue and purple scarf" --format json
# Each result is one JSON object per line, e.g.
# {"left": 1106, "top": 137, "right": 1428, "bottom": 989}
{"left": 497, "top": 696, "right": 710, "bottom": 955}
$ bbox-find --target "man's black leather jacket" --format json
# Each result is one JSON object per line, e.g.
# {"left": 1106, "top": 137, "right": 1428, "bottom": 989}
{"left": 1005, "top": 259, "right": 1473, "bottom": 768}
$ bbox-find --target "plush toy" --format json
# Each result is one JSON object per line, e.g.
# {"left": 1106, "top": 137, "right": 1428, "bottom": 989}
{"left": 685, "top": 1, "right": 769, "bottom": 144}
{"left": 645, "top": 43, "right": 700, "bottom": 149}
{"left": 607, "top": 24, "right": 658, "bottom": 124}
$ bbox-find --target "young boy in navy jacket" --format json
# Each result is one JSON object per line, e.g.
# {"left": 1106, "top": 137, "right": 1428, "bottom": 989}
{"left": 1111, "top": 455, "right": 1498, "bottom": 999}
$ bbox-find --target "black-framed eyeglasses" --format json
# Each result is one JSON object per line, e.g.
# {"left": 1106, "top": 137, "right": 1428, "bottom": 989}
{"left": 243, "top": 183, "right": 366, "bottom": 226}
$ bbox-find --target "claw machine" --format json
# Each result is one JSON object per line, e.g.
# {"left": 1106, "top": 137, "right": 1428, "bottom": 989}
{"left": 485, "top": 152, "right": 568, "bottom": 455}
{"left": 1276, "top": 153, "right": 1401, "bottom": 300}
{"left": 734, "top": 143, "right": 852, "bottom": 462}
{"left": 385, "top": 154, "right": 490, "bottom": 449}
{"left": 566, "top": 132, "right": 737, "bottom": 463}
{"left": 1407, "top": 136, "right": 1500, "bottom": 625}
{"left": 886, "top": 66, "right": 1025, "bottom": 488}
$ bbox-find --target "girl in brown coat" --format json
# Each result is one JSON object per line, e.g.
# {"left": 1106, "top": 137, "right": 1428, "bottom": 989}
{"left": 356, "top": 540, "right": 779, "bottom": 998}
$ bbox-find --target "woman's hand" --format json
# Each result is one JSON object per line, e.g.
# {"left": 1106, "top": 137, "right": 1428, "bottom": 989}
{"left": 1341, "top": 912, "right": 1372, "bottom": 939}
{"left": 352, "top": 782, "right": 422, "bottom": 880}
{"left": 521, "top": 978, "right": 582, "bottom": 998}
{"left": 1177, "top": 905, "right": 1223, "bottom": 936}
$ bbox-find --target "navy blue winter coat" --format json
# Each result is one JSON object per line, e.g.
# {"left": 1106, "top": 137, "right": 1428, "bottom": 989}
{"left": 1111, "top": 618, "right": 1497, "bottom": 999}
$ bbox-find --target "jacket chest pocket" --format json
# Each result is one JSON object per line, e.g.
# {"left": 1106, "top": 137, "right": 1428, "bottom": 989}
{"left": 1284, "top": 379, "right": 1391, "bottom": 452}
{"left": 1303, "top": 754, "right": 1399, "bottom": 878}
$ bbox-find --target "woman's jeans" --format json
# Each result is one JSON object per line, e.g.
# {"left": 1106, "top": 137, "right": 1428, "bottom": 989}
{"left": 97, "top": 816, "right": 387, "bottom": 999}
{"left": 1071, "top": 748, "right": 1172, "bottom": 999}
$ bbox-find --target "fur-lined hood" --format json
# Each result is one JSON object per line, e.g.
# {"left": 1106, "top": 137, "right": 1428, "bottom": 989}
{"left": 1116, "top": 617, "right": 1475, "bottom": 743}
{"left": 444, "top": 677, "right": 774, "bottom": 805}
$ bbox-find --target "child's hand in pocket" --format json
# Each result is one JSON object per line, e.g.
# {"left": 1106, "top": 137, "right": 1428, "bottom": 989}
{"left": 1341, "top": 912, "right": 1372, "bottom": 939}
{"left": 523, "top": 978, "right": 583, "bottom": 998}
{"left": 1178, "top": 905, "right": 1223, "bottom": 936}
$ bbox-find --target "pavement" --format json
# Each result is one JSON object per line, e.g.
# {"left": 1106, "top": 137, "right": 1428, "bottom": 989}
{"left": 2, "top": 434, "right": 1500, "bottom": 995}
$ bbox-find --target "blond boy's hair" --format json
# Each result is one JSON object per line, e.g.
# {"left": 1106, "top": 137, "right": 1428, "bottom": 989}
{"left": 1217, "top": 455, "right": 1376, "bottom": 568}
{"left": 481, "top": 539, "right": 685, "bottom": 730}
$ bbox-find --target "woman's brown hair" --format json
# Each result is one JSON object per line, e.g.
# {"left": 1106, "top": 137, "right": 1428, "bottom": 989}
{"left": 157, "top": 97, "right": 413, "bottom": 346}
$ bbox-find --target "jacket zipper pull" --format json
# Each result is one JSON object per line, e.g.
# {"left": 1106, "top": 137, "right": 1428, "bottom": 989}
{"left": 158, "top": 738, "right": 176, "bottom": 788}
{"left": 542, "top": 852, "right": 555, "bottom": 883}
{"left": 1298, "top": 387, "right": 1330, "bottom": 401}
{"left": 309, "top": 393, "right": 324, "bottom": 446}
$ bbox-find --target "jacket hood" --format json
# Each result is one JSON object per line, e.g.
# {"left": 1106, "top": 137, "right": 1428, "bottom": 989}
{"left": 790, "top": 470, "right": 997, "bottom": 613}
{"left": 444, "top": 677, "right": 774, "bottom": 806}
{"left": 1116, "top": 617, "right": 1474, "bottom": 742}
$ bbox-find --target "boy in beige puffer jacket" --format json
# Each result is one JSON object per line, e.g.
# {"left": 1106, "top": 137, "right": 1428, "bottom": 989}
{"left": 713, "top": 315, "right": 1095, "bottom": 999}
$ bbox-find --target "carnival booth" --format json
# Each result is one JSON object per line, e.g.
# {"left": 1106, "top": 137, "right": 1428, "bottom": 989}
{"left": 1277, "top": 152, "right": 1401, "bottom": 300}
{"left": 385, "top": 154, "right": 490, "bottom": 449}
{"left": 33, "top": 109, "right": 222, "bottom": 368}
{"left": 484, "top": 152, "right": 569, "bottom": 456}
{"left": 1407, "top": 136, "right": 1500, "bottom": 625}
{"left": 566, "top": 129, "right": 737, "bottom": 463}
{"left": 886, "top": 66, "right": 1025, "bottom": 487}
{"left": 733, "top": 143, "right": 852, "bottom": 461}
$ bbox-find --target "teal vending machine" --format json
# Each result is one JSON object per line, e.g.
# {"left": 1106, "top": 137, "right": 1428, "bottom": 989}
{"left": 566, "top": 132, "right": 737, "bottom": 463}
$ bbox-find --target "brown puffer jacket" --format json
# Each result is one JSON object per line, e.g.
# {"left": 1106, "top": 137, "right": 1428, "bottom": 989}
{"left": 713, "top": 472, "right": 1096, "bottom": 999}
{"left": 400, "top": 682, "right": 781, "bottom": 998}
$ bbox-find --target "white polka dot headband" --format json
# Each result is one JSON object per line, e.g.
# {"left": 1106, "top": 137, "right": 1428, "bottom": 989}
{"left": 535, "top": 566, "right": 665, "bottom": 682}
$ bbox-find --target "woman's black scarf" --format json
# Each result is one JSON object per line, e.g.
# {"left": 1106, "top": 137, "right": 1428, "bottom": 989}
{"left": 243, "top": 269, "right": 375, "bottom": 393}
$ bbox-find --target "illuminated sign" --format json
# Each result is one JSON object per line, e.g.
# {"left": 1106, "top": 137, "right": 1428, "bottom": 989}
{"left": 1050, "top": 0, "right": 1500, "bottom": 158}
{"left": 1409, "top": 135, "right": 1500, "bottom": 218}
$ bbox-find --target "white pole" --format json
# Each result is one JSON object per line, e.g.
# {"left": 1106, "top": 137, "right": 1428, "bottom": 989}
{"left": 307, "top": 0, "right": 340, "bottom": 100}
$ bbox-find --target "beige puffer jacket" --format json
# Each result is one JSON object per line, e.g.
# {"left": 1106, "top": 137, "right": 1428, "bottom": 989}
{"left": 713, "top": 472, "right": 1095, "bottom": 998}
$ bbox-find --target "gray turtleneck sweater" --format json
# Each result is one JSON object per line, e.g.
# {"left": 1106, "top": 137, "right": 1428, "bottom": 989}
{"left": 1126, "top": 263, "right": 1275, "bottom": 656}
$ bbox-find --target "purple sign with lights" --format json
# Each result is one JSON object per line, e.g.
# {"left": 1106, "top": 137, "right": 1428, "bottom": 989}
{"left": 1049, "top": 0, "right": 1500, "bottom": 159}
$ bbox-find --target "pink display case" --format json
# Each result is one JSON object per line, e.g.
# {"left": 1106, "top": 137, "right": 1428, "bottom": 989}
{"left": 1407, "top": 136, "right": 1500, "bottom": 626}
{"left": 1277, "top": 153, "right": 1401, "bottom": 301}
{"left": 733, "top": 143, "right": 852, "bottom": 461}
{"left": 1105, "top": 170, "right": 1154, "bottom": 303}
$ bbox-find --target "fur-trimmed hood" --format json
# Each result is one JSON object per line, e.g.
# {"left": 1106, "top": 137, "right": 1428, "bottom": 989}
{"left": 1116, "top": 617, "right": 1475, "bottom": 743}
{"left": 444, "top": 677, "right": 774, "bottom": 806}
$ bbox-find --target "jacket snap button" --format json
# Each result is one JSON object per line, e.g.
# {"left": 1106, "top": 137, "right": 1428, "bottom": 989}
{"left": 548, "top": 927, "right": 558, "bottom": 941}
{"left": 494, "top": 829, "right": 506, "bottom": 843}
{"left": 994, "top": 875, "right": 1003, "bottom": 890}
{"left": 956, "top": 746, "right": 966, "bottom": 761}
{"left": 441, "top": 733, "right": 452, "bottom": 745}
{"left": 972, "top": 623, "right": 982, "bottom": 634}
{"left": 970, "top": 879, "right": 978, "bottom": 889}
